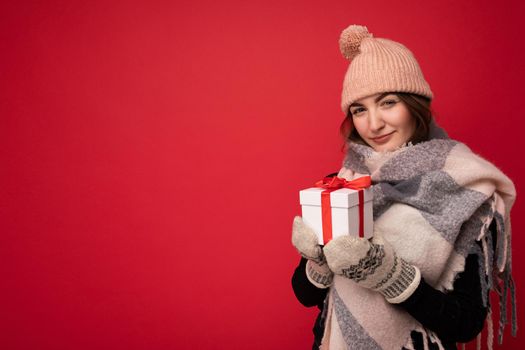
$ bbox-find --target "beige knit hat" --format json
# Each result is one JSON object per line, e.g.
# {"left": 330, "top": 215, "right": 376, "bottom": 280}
{"left": 340, "top": 25, "right": 433, "bottom": 115}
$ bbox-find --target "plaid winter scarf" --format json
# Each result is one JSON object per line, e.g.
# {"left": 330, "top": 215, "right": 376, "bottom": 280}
{"left": 320, "top": 122, "right": 516, "bottom": 350}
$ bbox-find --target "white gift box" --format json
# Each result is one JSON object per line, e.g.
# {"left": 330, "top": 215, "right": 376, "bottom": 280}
{"left": 299, "top": 186, "right": 373, "bottom": 245}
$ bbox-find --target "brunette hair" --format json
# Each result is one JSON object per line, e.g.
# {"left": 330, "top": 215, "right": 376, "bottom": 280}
{"left": 339, "top": 92, "right": 433, "bottom": 148}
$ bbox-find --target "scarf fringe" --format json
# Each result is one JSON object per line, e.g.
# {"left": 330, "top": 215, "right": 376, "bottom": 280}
{"left": 487, "top": 305, "right": 494, "bottom": 350}
{"left": 475, "top": 196, "right": 495, "bottom": 308}
{"left": 497, "top": 249, "right": 517, "bottom": 344}
{"left": 403, "top": 336, "right": 415, "bottom": 350}
{"left": 418, "top": 327, "right": 429, "bottom": 350}
{"left": 404, "top": 327, "right": 445, "bottom": 350}
{"left": 499, "top": 271, "right": 518, "bottom": 341}
{"left": 477, "top": 194, "right": 518, "bottom": 346}
{"left": 457, "top": 193, "right": 516, "bottom": 350}
{"left": 498, "top": 272, "right": 508, "bottom": 344}
{"left": 510, "top": 275, "right": 518, "bottom": 336}
{"left": 493, "top": 270, "right": 518, "bottom": 346}
{"left": 428, "top": 330, "right": 445, "bottom": 350}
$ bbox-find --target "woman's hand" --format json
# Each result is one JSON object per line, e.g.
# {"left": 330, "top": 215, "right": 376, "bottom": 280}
{"left": 323, "top": 235, "right": 421, "bottom": 303}
{"left": 291, "top": 216, "right": 324, "bottom": 263}
{"left": 292, "top": 216, "right": 333, "bottom": 288}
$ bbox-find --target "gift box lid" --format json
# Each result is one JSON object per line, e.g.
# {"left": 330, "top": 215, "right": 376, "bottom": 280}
{"left": 299, "top": 187, "right": 373, "bottom": 208}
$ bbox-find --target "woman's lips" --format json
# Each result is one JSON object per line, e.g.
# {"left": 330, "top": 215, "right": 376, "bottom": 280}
{"left": 371, "top": 131, "right": 395, "bottom": 144}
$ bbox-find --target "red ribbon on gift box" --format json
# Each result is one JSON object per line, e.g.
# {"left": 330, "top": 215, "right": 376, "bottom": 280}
{"left": 314, "top": 175, "right": 372, "bottom": 244}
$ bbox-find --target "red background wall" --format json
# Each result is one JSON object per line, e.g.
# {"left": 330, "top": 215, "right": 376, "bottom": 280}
{"left": 1, "top": 0, "right": 523, "bottom": 349}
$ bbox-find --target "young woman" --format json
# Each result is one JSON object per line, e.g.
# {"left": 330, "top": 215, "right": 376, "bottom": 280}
{"left": 291, "top": 25, "right": 517, "bottom": 350}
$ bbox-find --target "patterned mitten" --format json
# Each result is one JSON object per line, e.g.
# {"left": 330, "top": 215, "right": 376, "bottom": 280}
{"left": 305, "top": 259, "right": 333, "bottom": 289}
{"left": 323, "top": 235, "right": 421, "bottom": 303}
{"left": 292, "top": 216, "right": 334, "bottom": 288}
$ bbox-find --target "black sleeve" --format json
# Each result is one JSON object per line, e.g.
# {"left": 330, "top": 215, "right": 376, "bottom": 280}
{"left": 399, "top": 250, "right": 488, "bottom": 343}
{"left": 291, "top": 257, "right": 328, "bottom": 309}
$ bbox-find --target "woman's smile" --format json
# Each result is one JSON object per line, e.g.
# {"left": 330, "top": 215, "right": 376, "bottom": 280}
{"left": 370, "top": 131, "right": 395, "bottom": 144}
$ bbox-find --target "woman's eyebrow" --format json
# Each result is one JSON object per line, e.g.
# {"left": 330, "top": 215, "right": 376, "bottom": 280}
{"left": 349, "top": 93, "right": 392, "bottom": 107}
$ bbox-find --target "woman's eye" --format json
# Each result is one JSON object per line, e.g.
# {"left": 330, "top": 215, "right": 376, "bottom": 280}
{"left": 351, "top": 108, "right": 365, "bottom": 115}
{"left": 382, "top": 99, "right": 397, "bottom": 106}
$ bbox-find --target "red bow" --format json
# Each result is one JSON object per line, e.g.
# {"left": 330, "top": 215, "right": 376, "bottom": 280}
{"left": 315, "top": 175, "right": 371, "bottom": 190}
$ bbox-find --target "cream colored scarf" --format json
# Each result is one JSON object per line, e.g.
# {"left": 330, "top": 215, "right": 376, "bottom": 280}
{"left": 320, "top": 125, "right": 516, "bottom": 350}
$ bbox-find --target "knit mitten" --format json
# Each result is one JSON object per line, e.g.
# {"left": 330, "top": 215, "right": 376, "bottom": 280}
{"left": 292, "top": 216, "right": 334, "bottom": 288}
{"left": 305, "top": 259, "right": 333, "bottom": 289}
{"left": 291, "top": 216, "right": 324, "bottom": 263}
{"left": 323, "top": 235, "right": 421, "bottom": 303}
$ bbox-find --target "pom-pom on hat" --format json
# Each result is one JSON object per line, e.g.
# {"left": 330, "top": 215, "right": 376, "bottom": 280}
{"left": 339, "top": 25, "right": 433, "bottom": 115}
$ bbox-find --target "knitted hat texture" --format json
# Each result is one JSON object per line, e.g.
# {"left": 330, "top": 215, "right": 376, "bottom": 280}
{"left": 339, "top": 25, "right": 433, "bottom": 115}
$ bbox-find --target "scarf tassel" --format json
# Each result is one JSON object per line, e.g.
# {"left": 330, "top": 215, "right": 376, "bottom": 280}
{"left": 510, "top": 273, "right": 518, "bottom": 337}
{"left": 405, "top": 327, "right": 446, "bottom": 350}
{"left": 487, "top": 305, "right": 494, "bottom": 350}
{"left": 497, "top": 269, "right": 518, "bottom": 344}
{"left": 419, "top": 328, "right": 429, "bottom": 350}
{"left": 428, "top": 330, "right": 445, "bottom": 350}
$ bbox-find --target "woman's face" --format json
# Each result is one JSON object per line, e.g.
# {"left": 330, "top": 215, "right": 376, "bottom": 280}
{"left": 349, "top": 92, "right": 416, "bottom": 152}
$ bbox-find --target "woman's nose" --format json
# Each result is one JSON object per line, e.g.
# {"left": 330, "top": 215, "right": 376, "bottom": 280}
{"left": 368, "top": 110, "right": 385, "bottom": 131}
